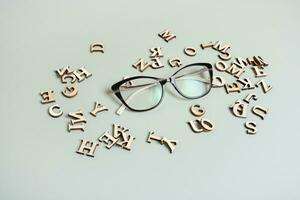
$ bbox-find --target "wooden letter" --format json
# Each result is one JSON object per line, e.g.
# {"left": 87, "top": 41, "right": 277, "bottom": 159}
{"left": 149, "top": 47, "right": 163, "bottom": 58}
{"left": 90, "top": 102, "right": 108, "bottom": 117}
{"left": 68, "top": 123, "right": 85, "bottom": 132}
{"left": 48, "top": 104, "right": 63, "bottom": 118}
{"left": 61, "top": 73, "right": 77, "bottom": 84}
{"left": 256, "top": 79, "right": 272, "bottom": 93}
{"left": 190, "top": 104, "right": 206, "bottom": 117}
{"left": 212, "top": 76, "right": 226, "bottom": 87}
{"left": 76, "top": 139, "right": 99, "bottom": 157}
{"left": 73, "top": 67, "right": 92, "bottom": 82}
{"left": 215, "top": 61, "right": 228, "bottom": 71}
{"left": 62, "top": 85, "right": 78, "bottom": 98}
{"left": 151, "top": 57, "right": 164, "bottom": 69}
{"left": 68, "top": 110, "right": 87, "bottom": 125}
{"left": 218, "top": 52, "right": 232, "bottom": 61}
{"left": 99, "top": 131, "right": 118, "bottom": 149}
{"left": 158, "top": 30, "right": 176, "bottom": 42}
{"left": 90, "top": 43, "right": 104, "bottom": 53}
{"left": 112, "top": 124, "right": 135, "bottom": 150}
{"left": 252, "top": 106, "right": 268, "bottom": 120}
{"left": 226, "top": 64, "right": 245, "bottom": 78}
{"left": 237, "top": 78, "right": 255, "bottom": 90}
{"left": 229, "top": 100, "right": 248, "bottom": 118}
{"left": 132, "top": 58, "right": 152, "bottom": 72}
{"left": 68, "top": 110, "right": 87, "bottom": 132}
{"left": 55, "top": 66, "right": 72, "bottom": 77}
{"left": 188, "top": 118, "right": 214, "bottom": 133}
{"left": 200, "top": 41, "right": 214, "bottom": 49}
{"left": 243, "top": 93, "right": 258, "bottom": 104}
{"left": 184, "top": 47, "right": 197, "bottom": 56}
{"left": 40, "top": 90, "right": 55, "bottom": 104}
{"left": 168, "top": 57, "right": 182, "bottom": 68}
{"left": 161, "top": 137, "right": 178, "bottom": 153}
{"left": 212, "top": 41, "right": 230, "bottom": 54}
{"left": 147, "top": 131, "right": 163, "bottom": 143}
{"left": 226, "top": 57, "right": 248, "bottom": 78}
{"left": 225, "top": 82, "right": 241, "bottom": 93}
{"left": 245, "top": 121, "right": 257, "bottom": 135}
{"left": 252, "top": 66, "right": 267, "bottom": 77}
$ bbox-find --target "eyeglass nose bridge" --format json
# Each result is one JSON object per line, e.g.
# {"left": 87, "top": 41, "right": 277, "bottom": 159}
{"left": 159, "top": 77, "right": 175, "bottom": 85}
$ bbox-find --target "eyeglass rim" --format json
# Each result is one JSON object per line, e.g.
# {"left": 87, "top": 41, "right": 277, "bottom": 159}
{"left": 112, "top": 76, "right": 165, "bottom": 112}
{"left": 170, "top": 62, "right": 213, "bottom": 99}
{"left": 111, "top": 62, "right": 213, "bottom": 112}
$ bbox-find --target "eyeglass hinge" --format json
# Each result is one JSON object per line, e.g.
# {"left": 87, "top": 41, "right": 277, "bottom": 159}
{"left": 168, "top": 77, "right": 174, "bottom": 83}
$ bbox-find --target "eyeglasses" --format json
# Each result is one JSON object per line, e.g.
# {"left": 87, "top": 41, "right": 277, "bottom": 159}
{"left": 111, "top": 63, "right": 213, "bottom": 112}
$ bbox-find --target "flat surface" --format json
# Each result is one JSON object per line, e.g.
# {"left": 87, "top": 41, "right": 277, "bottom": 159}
{"left": 0, "top": 0, "right": 299, "bottom": 199}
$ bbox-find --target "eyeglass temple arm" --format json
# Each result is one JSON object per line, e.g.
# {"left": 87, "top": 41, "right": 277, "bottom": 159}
{"left": 112, "top": 81, "right": 161, "bottom": 93}
{"left": 174, "top": 69, "right": 223, "bottom": 88}
{"left": 115, "top": 68, "right": 210, "bottom": 94}
{"left": 115, "top": 68, "right": 211, "bottom": 93}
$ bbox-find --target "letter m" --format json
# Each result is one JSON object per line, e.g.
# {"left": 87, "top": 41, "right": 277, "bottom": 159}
{"left": 213, "top": 41, "right": 230, "bottom": 53}
{"left": 158, "top": 30, "right": 176, "bottom": 42}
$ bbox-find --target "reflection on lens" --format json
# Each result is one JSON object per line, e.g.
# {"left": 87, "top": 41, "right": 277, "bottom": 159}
{"left": 173, "top": 65, "right": 211, "bottom": 98}
{"left": 120, "top": 78, "right": 163, "bottom": 110}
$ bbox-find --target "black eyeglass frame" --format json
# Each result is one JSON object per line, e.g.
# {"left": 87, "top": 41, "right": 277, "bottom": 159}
{"left": 111, "top": 62, "right": 213, "bottom": 112}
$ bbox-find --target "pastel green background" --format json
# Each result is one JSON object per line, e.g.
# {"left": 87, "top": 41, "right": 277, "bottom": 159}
{"left": 0, "top": 0, "right": 299, "bottom": 199}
